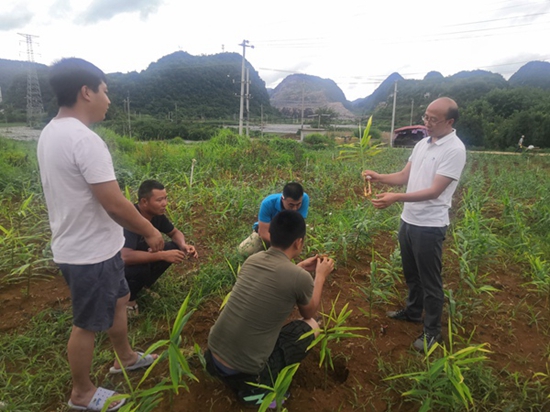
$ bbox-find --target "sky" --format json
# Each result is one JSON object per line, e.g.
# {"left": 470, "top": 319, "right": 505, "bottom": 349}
{"left": 1, "top": 0, "right": 549, "bottom": 101}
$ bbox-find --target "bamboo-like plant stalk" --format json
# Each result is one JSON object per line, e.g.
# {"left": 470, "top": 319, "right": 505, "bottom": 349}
{"left": 337, "top": 116, "right": 382, "bottom": 198}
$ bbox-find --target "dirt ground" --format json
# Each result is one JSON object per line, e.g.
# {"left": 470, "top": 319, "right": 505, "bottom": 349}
{"left": 1, "top": 228, "right": 547, "bottom": 412}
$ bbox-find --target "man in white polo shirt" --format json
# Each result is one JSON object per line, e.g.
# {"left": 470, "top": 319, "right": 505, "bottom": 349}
{"left": 362, "top": 97, "right": 466, "bottom": 351}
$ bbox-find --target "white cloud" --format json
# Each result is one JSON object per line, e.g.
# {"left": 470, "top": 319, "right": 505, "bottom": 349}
{"left": 0, "top": 0, "right": 549, "bottom": 100}
{"left": 78, "top": 0, "right": 163, "bottom": 25}
{"left": 0, "top": 5, "right": 33, "bottom": 31}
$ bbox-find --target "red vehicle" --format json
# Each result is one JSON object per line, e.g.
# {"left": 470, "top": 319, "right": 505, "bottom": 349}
{"left": 392, "top": 125, "right": 427, "bottom": 147}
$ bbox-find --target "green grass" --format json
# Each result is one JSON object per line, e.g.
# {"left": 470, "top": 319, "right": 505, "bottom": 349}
{"left": 1, "top": 130, "right": 550, "bottom": 410}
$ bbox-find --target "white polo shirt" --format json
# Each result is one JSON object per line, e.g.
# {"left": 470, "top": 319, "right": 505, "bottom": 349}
{"left": 401, "top": 130, "right": 466, "bottom": 227}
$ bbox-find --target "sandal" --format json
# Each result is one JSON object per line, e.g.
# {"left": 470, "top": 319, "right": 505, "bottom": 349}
{"left": 126, "top": 304, "right": 139, "bottom": 318}
{"left": 109, "top": 352, "right": 156, "bottom": 374}
{"left": 68, "top": 387, "right": 125, "bottom": 411}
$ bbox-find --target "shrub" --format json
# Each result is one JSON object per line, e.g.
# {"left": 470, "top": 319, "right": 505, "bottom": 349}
{"left": 303, "top": 133, "right": 335, "bottom": 149}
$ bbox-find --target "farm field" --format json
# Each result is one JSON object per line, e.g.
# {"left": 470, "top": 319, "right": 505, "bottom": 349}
{"left": 1, "top": 129, "right": 550, "bottom": 412}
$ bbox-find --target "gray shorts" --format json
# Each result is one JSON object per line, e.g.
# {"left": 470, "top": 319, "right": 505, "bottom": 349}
{"left": 59, "top": 252, "right": 130, "bottom": 332}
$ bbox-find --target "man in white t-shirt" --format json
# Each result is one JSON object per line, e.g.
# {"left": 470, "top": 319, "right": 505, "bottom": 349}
{"left": 362, "top": 97, "right": 466, "bottom": 351}
{"left": 37, "top": 58, "right": 164, "bottom": 411}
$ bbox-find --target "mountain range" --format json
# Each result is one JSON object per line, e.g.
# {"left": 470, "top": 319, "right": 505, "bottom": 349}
{"left": 1, "top": 53, "right": 549, "bottom": 123}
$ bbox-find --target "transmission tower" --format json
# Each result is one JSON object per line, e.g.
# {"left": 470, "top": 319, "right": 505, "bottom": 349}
{"left": 18, "top": 33, "right": 44, "bottom": 127}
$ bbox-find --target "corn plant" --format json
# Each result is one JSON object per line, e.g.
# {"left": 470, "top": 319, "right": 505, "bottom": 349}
{"left": 300, "top": 294, "right": 367, "bottom": 387}
{"left": 247, "top": 363, "right": 300, "bottom": 412}
{"left": 384, "top": 318, "right": 491, "bottom": 412}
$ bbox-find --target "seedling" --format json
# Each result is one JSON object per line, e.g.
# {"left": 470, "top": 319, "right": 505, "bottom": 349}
{"left": 300, "top": 293, "right": 367, "bottom": 387}
{"left": 247, "top": 363, "right": 300, "bottom": 412}
{"left": 385, "top": 318, "right": 491, "bottom": 412}
{"left": 105, "top": 293, "right": 198, "bottom": 411}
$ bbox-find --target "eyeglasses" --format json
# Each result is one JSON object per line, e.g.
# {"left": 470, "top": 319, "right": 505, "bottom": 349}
{"left": 422, "top": 115, "right": 446, "bottom": 125}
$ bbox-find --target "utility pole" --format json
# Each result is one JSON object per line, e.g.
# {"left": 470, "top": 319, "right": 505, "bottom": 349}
{"left": 124, "top": 93, "right": 132, "bottom": 138}
{"left": 238, "top": 39, "right": 253, "bottom": 136}
{"left": 300, "top": 82, "right": 305, "bottom": 130}
{"left": 390, "top": 81, "right": 397, "bottom": 148}
{"left": 18, "top": 33, "right": 43, "bottom": 127}
{"left": 260, "top": 104, "right": 264, "bottom": 138}
{"left": 246, "top": 67, "right": 250, "bottom": 137}
{"left": 410, "top": 99, "right": 414, "bottom": 126}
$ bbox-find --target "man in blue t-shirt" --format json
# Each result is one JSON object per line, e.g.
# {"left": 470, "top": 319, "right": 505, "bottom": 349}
{"left": 122, "top": 180, "right": 198, "bottom": 316}
{"left": 238, "top": 182, "right": 309, "bottom": 256}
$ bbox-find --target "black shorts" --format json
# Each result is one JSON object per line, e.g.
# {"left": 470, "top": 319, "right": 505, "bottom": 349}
{"left": 206, "top": 319, "right": 314, "bottom": 392}
{"left": 59, "top": 252, "right": 129, "bottom": 332}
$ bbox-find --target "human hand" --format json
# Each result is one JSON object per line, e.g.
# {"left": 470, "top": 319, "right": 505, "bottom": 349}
{"left": 370, "top": 192, "right": 399, "bottom": 209}
{"left": 299, "top": 254, "right": 318, "bottom": 272}
{"left": 162, "top": 249, "right": 186, "bottom": 264}
{"left": 183, "top": 244, "right": 199, "bottom": 259}
{"left": 145, "top": 229, "right": 164, "bottom": 252}
{"left": 362, "top": 170, "right": 380, "bottom": 182}
{"left": 315, "top": 256, "right": 335, "bottom": 280}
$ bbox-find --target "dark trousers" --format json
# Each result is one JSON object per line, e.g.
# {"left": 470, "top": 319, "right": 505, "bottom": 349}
{"left": 205, "top": 320, "right": 314, "bottom": 398}
{"left": 398, "top": 220, "right": 447, "bottom": 336}
{"left": 125, "top": 241, "right": 179, "bottom": 301}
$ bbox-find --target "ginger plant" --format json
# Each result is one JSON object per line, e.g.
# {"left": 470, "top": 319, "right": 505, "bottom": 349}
{"left": 337, "top": 116, "right": 383, "bottom": 198}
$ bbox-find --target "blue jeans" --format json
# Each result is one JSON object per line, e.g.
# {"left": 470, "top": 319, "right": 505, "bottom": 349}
{"left": 398, "top": 220, "right": 447, "bottom": 336}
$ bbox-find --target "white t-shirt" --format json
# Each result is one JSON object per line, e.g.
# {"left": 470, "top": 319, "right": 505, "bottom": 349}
{"left": 401, "top": 130, "right": 466, "bottom": 227}
{"left": 37, "top": 117, "right": 124, "bottom": 264}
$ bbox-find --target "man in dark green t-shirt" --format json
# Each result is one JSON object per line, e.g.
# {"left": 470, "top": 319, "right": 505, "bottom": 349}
{"left": 206, "top": 210, "right": 334, "bottom": 407}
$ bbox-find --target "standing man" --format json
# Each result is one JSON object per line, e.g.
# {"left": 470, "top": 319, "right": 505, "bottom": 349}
{"left": 37, "top": 58, "right": 163, "bottom": 411}
{"left": 516, "top": 135, "right": 525, "bottom": 152}
{"left": 238, "top": 182, "right": 309, "bottom": 256}
{"left": 122, "top": 179, "right": 198, "bottom": 315}
{"left": 363, "top": 97, "right": 466, "bottom": 351}
{"left": 207, "top": 210, "right": 334, "bottom": 407}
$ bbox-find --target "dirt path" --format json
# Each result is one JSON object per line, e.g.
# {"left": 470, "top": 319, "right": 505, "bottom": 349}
{"left": 0, "top": 126, "right": 42, "bottom": 141}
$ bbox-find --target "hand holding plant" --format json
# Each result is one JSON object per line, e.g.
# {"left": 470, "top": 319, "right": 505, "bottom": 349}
{"left": 338, "top": 116, "right": 383, "bottom": 198}
{"left": 315, "top": 256, "right": 335, "bottom": 281}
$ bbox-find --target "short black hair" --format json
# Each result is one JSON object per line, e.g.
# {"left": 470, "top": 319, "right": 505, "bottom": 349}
{"left": 49, "top": 58, "right": 107, "bottom": 107}
{"left": 269, "top": 210, "right": 306, "bottom": 249}
{"left": 282, "top": 182, "right": 304, "bottom": 201}
{"left": 138, "top": 180, "right": 165, "bottom": 201}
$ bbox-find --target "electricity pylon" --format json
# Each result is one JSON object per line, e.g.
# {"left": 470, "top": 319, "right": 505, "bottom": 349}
{"left": 18, "top": 33, "right": 44, "bottom": 127}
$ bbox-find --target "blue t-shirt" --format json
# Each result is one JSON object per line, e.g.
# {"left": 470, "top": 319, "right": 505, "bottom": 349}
{"left": 252, "top": 193, "right": 309, "bottom": 231}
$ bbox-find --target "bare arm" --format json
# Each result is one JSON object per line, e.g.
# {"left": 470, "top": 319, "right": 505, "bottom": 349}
{"left": 363, "top": 162, "right": 411, "bottom": 187}
{"left": 257, "top": 221, "right": 271, "bottom": 244}
{"left": 298, "top": 257, "right": 334, "bottom": 319}
{"left": 121, "top": 246, "right": 185, "bottom": 265}
{"left": 370, "top": 174, "right": 455, "bottom": 209}
{"left": 90, "top": 180, "right": 164, "bottom": 252}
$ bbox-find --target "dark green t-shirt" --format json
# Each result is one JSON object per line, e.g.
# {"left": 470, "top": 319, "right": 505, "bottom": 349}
{"left": 208, "top": 248, "right": 314, "bottom": 374}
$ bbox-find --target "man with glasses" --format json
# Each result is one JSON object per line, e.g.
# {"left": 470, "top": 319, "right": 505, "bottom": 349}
{"left": 362, "top": 97, "right": 466, "bottom": 351}
{"left": 238, "top": 182, "right": 309, "bottom": 256}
